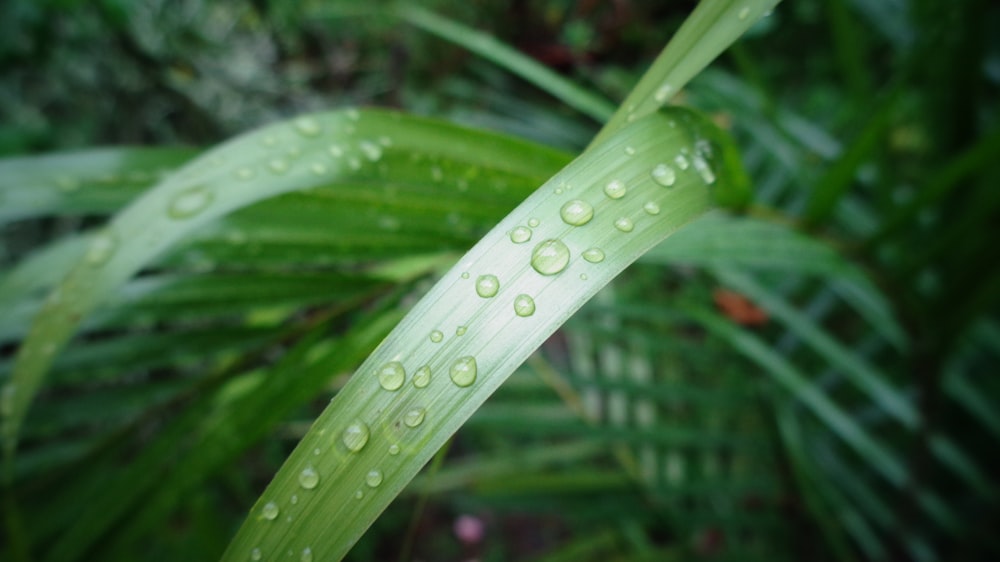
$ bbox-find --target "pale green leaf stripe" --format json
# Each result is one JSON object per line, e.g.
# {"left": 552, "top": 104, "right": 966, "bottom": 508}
{"left": 220, "top": 107, "right": 733, "bottom": 561}
{"left": 0, "top": 109, "right": 571, "bottom": 464}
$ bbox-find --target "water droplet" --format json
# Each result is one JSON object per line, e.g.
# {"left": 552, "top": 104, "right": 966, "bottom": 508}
{"left": 431, "top": 166, "right": 443, "bottom": 181}
{"left": 604, "top": 180, "right": 627, "bottom": 200}
{"left": 624, "top": 146, "right": 636, "bottom": 156}
{"left": 376, "top": 361, "right": 406, "bottom": 391}
{"left": 456, "top": 326, "right": 468, "bottom": 336}
{"left": 235, "top": 167, "right": 256, "bottom": 180}
{"left": 342, "top": 422, "right": 370, "bottom": 452}
{"left": 531, "top": 239, "right": 571, "bottom": 275}
{"left": 261, "top": 135, "right": 278, "bottom": 147}
{"left": 168, "top": 187, "right": 213, "bottom": 219}
{"left": 294, "top": 117, "right": 322, "bottom": 137}
{"left": 475, "top": 274, "right": 500, "bottom": 298}
{"left": 378, "top": 136, "right": 393, "bottom": 147}
{"left": 299, "top": 467, "right": 320, "bottom": 489}
{"left": 514, "top": 294, "right": 536, "bottom": 317}
{"left": 354, "top": 490, "right": 364, "bottom": 500}
{"left": 429, "top": 330, "right": 444, "bottom": 344}
{"left": 310, "top": 163, "right": 328, "bottom": 175}
{"left": 654, "top": 82, "right": 674, "bottom": 103}
{"left": 269, "top": 158, "right": 290, "bottom": 174}
{"left": 449, "top": 356, "right": 477, "bottom": 387}
{"left": 413, "top": 365, "right": 431, "bottom": 388}
{"left": 738, "top": 6, "right": 751, "bottom": 20}
{"left": 346, "top": 109, "right": 360, "bottom": 121}
{"left": 313, "top": 447, "right": 321, "bottom": 455}
{"left": 328, "top": 145, "right": 344, "bottom": 158}
{"left": 692, "top": 155, "right": 716, "bottom": 184}
{"left": 582, "top": 248, "right": 605, "bottom": 263}
{"left": 55, "top": 176, "right": 80, "bottom": 192}
{"left": 388, "top": 444, "right": 400, "bottom": 455}
{"left": 614, "top": 217, "right": 635, "bottom": 233}
{"left": 86, "top": 232, "right": 117, "bottom": 265}
{"left": 348, "top": 157, "right": 361, "bottom": 171}
{"left": 301, "top": 547, "right": 313, "bottom": 562}
{"left": 580, "top": 273, "right": 588, "bottom": 280}
{"left": 261, "top": 501, "right": 279, "bottom": 521}
{"left": 674, "top": 154, "right": 689, "bottom": 170}
{"left": 643, "top": 201, "right": 661, "bottom": 215}
{"left": 403, "top": 408, "right": 426, "bottom": 428}
{"left": 509, "top": 226, "right": 532, "bottom": 244}
{"left": 528, "top": 218, "right": 540, "bottom": 228}
{"left": 559, "top": 199, "right": 594, "bottom": 226}
{"left": 251, "top": 547, "right": 262, "bottom": 561}
{"left": 359, "top": 141, "right": 382, "bottom": 162}
{"left": 461, "top": 272, "right": 470, "bottom": 279}
{"left": 365, "top": 469, "right": 384, "bottom": 488}
{"left": 290, "top": 494, "right": 298, "bottom": 504}
{"left": 651, "top": 163, "right": 676, "bottom": 187}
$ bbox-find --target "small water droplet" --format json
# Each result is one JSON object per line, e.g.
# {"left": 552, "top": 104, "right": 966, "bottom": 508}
{"left": 509, "top": 226, "right": 532, "bottom": 244}
{"left": 168, "top": 187, "right": 213, "bottom": 219}
{"left": 654, "top": 82, "right": 674, "bottom": 103}
{"left": 643, "top": 201, "right": 661, "bottom": 215}
{"left": 235, "top": 167, "right": 256, "bottom": 180}
{"left": 604, "top": 180, "right": 627, "bottom": 200}
{"left": 413, "top": 365, "right": 431, "bottom": 388}
{"left": 674, "top": 154, "right": 689, "bottom": 170}
{"left": 348, "top": 157, "right": 361, "bottom": 171}
{"left": 559, "top": 199, "right": 594, "bottom": 226}
{"left": 475, "top": 274, "right": 500, "bottom": 298}
{"left": 651, "top": 164, "right": 676, "bottom": 187}
{"left": 582, "top": 248, "right": 605, "bottom": 263}
{"left": 450, "top": 356, "right": 477, "bottom": 387}
{"left": 614, "top": 217, "right": 635, "bottom": 232}
{"left": 376, "top": 361, "right": 406, "bottom": 391}
{"left": 624, "top": 146, "right": 636, "bottom": 156}
{"left": 269, "top": 158, "right": 290, "bottom": 174}
{"left": 342, "top": 422, "right": 370, "bottom": 452}
{"left": 328, "top": 145, "right": 344, "bottom": 158}
{"left": 354, "top": 490, "right": 364, "bottom": 500}
{"left": 692, "top": 155, "right": 716, "bottom": 184}
{"left": 456, "top": 326, "right": 468, "bottom": 336}
{"left": 55, "top": 176, "right": 80, "bottom": 192}
{"left": 294, "top": 117, "right": 322, "bottom": 137}
{"left": 310, "top": 163, "right": 328, "bottom": 175}
{"left": 366, "top": 469, "right": 384, "bottom": 487}
{"left": 290, "top": 494, "right": 298, "bottom": 504}
{"left": 580, "top": 273, "right": 588, "bottom": 280}
{"left": 531, "top": 239, "right": 571, "bottom": 275}
{"left": 378, "top": 136, "right": 393, "bottom": 147}
{"left": 738, "top": 6, "right": 751, "bottom": 20}
{"left": 359, "top": 141, "right": 382, "bottom": 162}
{"left": 431, "top": 166, "right": 443, "bottom": 181}
{"left": 528, "top": 218, "right": 540, "bottom": 228}
{"left": 514, "top": 294, "right": 536, "bottom": 317}
{"left": 299, "top": 467, "right": 320, "bottom": 489}
{"left": 346, "top": 109, "right": 360, "bottom": 121}
{"left": 388, "top": 444, "right": 400, "bottom": 455}
{"left": 429, "top": 330, "right": 443, "bottom": 344}
{"left": 403, "top": 408, "right": 426, "bottom": 428}
{"left": 261, "top": 135, "right": 278, "bottom": 147}
{"left": 461, "top": 272, "right": 470, "bottom": 279}
{"left": 86, "top": 232, "right": 117, "bottom": 265}
{"left": 301, "top": 547, "right": 313, "bottom": 562}
{"left": 261, "top": 501, "right": 279, "bottom": 521}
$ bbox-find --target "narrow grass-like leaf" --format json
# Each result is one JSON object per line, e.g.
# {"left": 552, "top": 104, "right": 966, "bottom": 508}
{"left": 220, "top": 107, "right": 741, "bottom": 561}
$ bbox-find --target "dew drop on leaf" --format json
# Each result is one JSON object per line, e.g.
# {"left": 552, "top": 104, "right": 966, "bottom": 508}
{"left": 293, "top": 117, "right": 322, "bottom": 137}
{"left": 509, "top": 226, "right": 532, "bottom": 244}
{"left": 582, "top": 248, "right": 605, "bottom": 263}
{"left": 251, "top": 548, "right": 262, "bottom": 561}
{"left": 342, "top": 422, "right": 370, "bottom": 452}
{"left": 359, "top": 141, "right": 382, "bottom": 162}
{"left": 531, "top": 239, "right": 570, "bottom": 275}
{"left": 298, "top": 467, "right": 320, "bottom": 489}
{"left": 514, "top": 294, "right": 536, "bottom": 317}
{"left": 261, "top": 501, "right": 279, "bottom": 521}
{"left": 366, "top": 469, "right": 384, "bottom": 488}
{"left": 692, "top": 155, "right": 716, "bottom": 184}
{"left": 674, "top": 154, "right": 689, "bottom": 170}
{"left": 651, "top": 164, "right": 676, "bottom": 187}
{"left": 643, "top": 201, "right": 661, "bottom": 215}
{"left": 376, "top": 361, "right": 406, "bottom": 391}
{"left": 449, "top": 356, "right": 478, "bottom": 387}
{"left": 310, "top": 163, "right": 328, "bottom": 175}
{"left": 559, "top": 200, "right": 594, "bottom": 226}
{"left": 654, "top": 82, "right": 674, "bottom": 103}
{"left": 388, "top": 444, "right": 400, "bottom": 456}
{"left": 354, "top": 490, "right": 364, "bottom": 500}
{"left": 475, "top": 274, "right": 500, "bottom": 298}
{"left": 301, "top": 547, "right": 313, "bottom": 562}
{"left": 403, "top": 408, "right": 426, "bottom": 428}
{"left": 269, "top": 158, "right": 290, "bottom": 174}
{"left": 328, "top": 145, "right": 344, "bottom": 158}
{"left": 413, "top": 365, "right": 431, "bottom": 388}
{"left": 86, "top": 232, "right": 117, "bottom": 266}
{"left": 528, "top": 218, "right": 540, "bottom": 228}
{"left": 604, "top": 180, "right": 627, "bottom": 200}
{"left": 456, "top": 326, "right": 468, "bottom": 336}
{"left": 614, "top": 217, "right": 635, "bottom": 233}
{"left": 168, "top": 187, "right": 213, "bottom": 219}
{"left": 429, "top": 330, "right": 443, "bottom": 343}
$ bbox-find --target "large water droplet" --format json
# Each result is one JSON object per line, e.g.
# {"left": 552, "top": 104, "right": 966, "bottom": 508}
{"left": 301, "top": 547, "right": 313, "bottom": 562}
{"left": 168, "top": 187, "right": 213, "bottom": 219}
{"left": 366, "top": 469, "right": 384, "bottom": 487}
{"left": 429, "top": 330, "right": 443, "bottom": 343}
{"left": 86, "top": 232, "right": 117, "bottom": 265}
{"left": 614, "top": 217, "right": 635, "bottom": 233}
{"left": 475, "top": 274, "right": 500, "bottom": 298}
{"left": 651, "top": 164, "right": 676, "bottom": 187}
{"left": 514, "top": 294, "right": 536, "bottom": 317}
{"left": 531, "top": 239, "right": 570, "bottom": 275}
{"left": 376, "top": 361, "right": 406, "bottom": 391}
{"left": 643, "top": 201, "right": 661, "bottom": 215}
{"left": 251, "top": 547, "right": 262, "bottom": 561}
{"left": 359, "top": 141, "right": 382, "bottom": 162}
{"left": 559, "top": 199, "right": 594, "bottom": 226}
{"left": 449, "top": 356, "right": 477, "bottom": 387}
{"left": 692, "top": 155, "right": 716, "bottom": 184}
{"left": 404, "top": 408, "right": 426, "bottom": 427}
{"left": 413, "top": 365, "right": 431, "bottom": 388}
{"left": 582, "top": 248, "right": 605, "bottom": 263}
{"left": 603, "top": 180, "right": 627, "bottom": 200}
{"left": 294, "top": 117, "right": 322, "bottom": 137}
{"left": 510, "top": 226, "right": 532, "bottom": 244}
{"left": 299, "top": 467, "right": 320, "bottom": 489}
{"left": 261, "top": 501, "right": 279, "bottom": 521}
{"left": 342, "top": 422, "right": 370, "bottom": 452}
